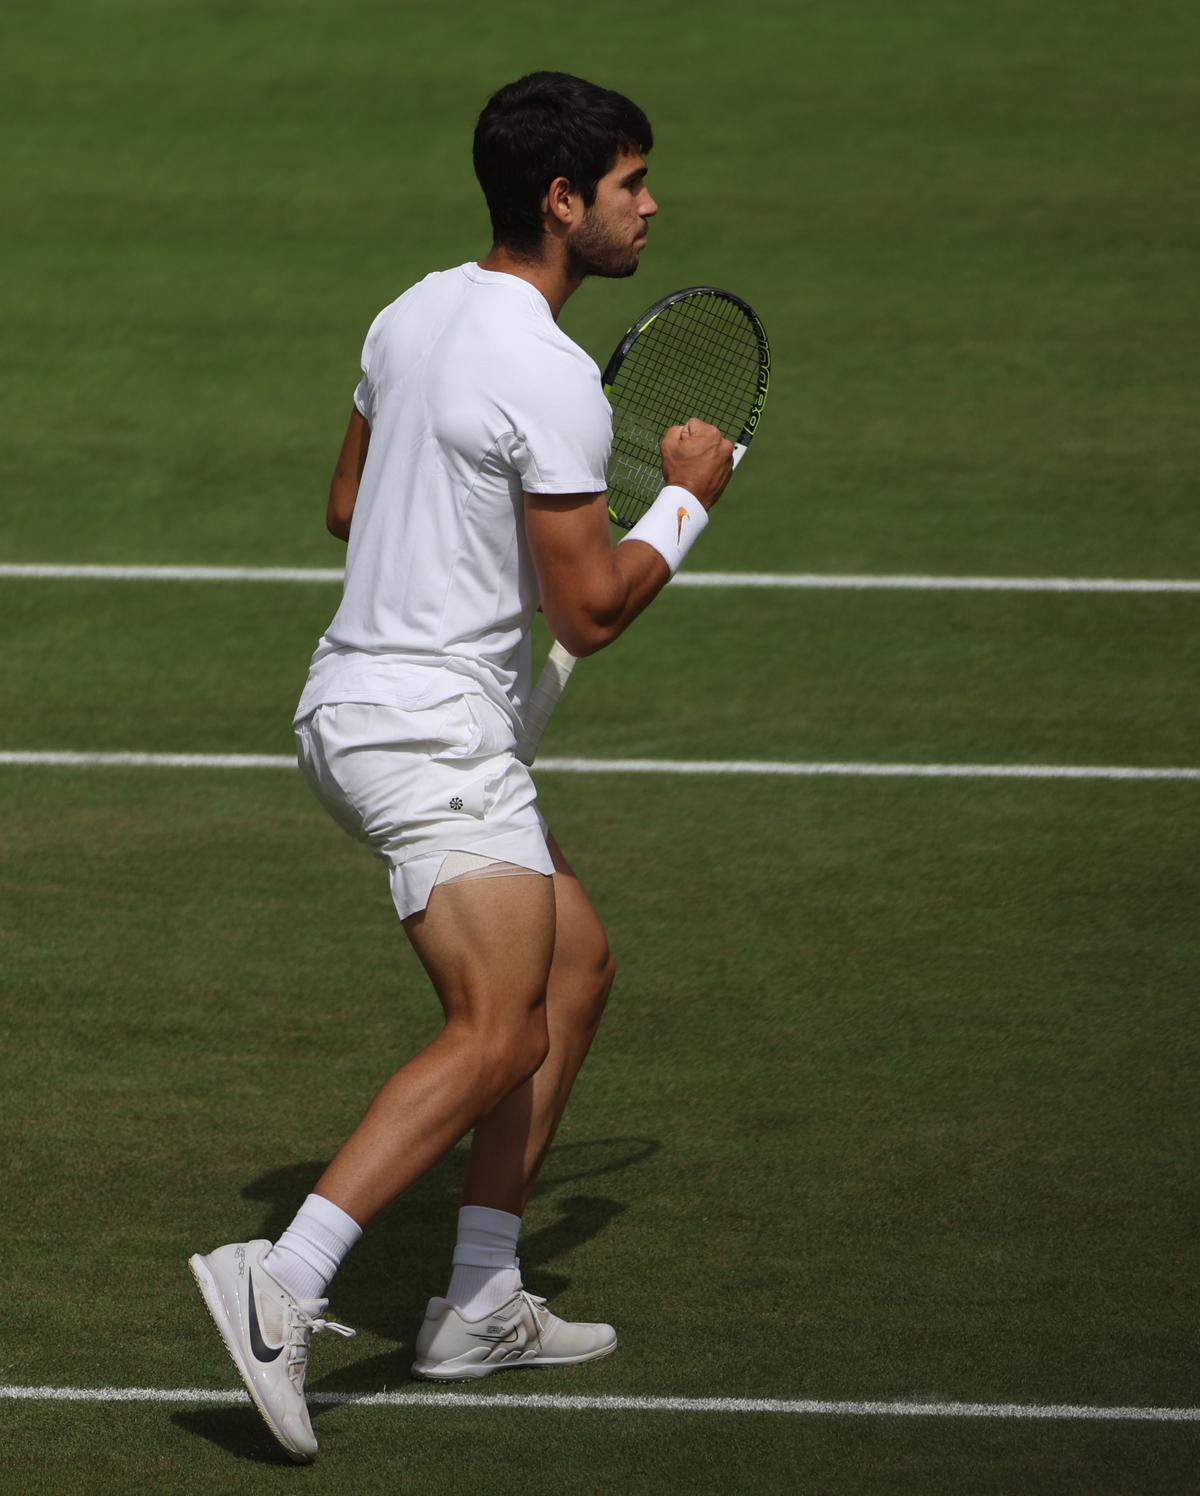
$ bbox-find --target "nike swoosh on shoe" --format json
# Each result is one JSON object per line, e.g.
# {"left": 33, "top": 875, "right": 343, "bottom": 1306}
{"left": 247, "top": 1269, "right": 284, "bottom": 1363}
{"left": 467, "top": 1326, "right": 521, "bottom": 1346}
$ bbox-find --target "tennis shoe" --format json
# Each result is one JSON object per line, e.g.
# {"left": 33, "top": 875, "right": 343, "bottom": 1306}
{"left": 188, "top": 1239, "right": 355, "bottom": 1462}
{"left": 411, "top": 1289, "right": 616, "bottom": 1381}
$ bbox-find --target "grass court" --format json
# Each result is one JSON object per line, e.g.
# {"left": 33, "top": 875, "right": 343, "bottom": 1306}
{"left": 1, "top": 0, "right": 1197, "bottom": 1490}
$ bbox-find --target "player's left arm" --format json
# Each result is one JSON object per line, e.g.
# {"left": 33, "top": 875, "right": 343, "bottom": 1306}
{"left": 327, "top": 407, "right": 370, "bottom": 541}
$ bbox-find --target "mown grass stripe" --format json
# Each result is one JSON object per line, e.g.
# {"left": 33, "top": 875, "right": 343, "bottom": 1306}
{"left": 0, "top": 1385, "right": 1196, "bottom": 1422}
{"left": 0, "top": 751, "right": 1197, "bottom": 781}
{"left": 2, "top": 564, "right": 1199, "bottom": 593}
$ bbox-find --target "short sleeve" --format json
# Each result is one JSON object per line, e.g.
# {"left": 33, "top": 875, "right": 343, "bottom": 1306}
{"left": 352, "top": 301, "right": 394, "bottom": 426}
{"left": 510, "top": 357, "right": 612, "bottom": 496}
{"left": 353, "top": 375, "right": 370, "bottom": 420}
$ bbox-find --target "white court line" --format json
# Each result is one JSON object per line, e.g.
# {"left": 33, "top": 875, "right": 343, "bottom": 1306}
{"left": 0, "top": 1385, "right": 1195, "bottom": 1422}
{"left": 0, "top": 752, "right": 296, "bottom": 770}
{"left": 0, "top": 564, "right": 346, "bottom": 583}
{"left": 678, "top": 572, "right": 1200, "bottom": 594}
{"left": 0, "top": 751, "right": 1197, "bottom": 781}
{"left": 1, "top": 563, "right": 1199, "bottom": 593}
{"left": 535, "top": 758, "right": 1200, "bottom": 782}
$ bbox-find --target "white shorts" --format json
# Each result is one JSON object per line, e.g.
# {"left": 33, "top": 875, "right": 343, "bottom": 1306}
{"left": 295, "top": 696, "right": 553, "bottom": 921}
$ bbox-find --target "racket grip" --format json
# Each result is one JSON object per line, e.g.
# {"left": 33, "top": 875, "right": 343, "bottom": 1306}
{"left": 514, "top": 641, "right": 578, "bottom": 766}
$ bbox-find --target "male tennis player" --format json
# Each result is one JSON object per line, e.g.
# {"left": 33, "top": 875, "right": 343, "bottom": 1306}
{"left": 189, "top": 71, "right": 732, "bottom": 1461}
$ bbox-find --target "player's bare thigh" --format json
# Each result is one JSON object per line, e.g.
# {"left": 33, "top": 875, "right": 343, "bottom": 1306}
{"left": 403, "top": 869, "right": 556, "bottom": 1038}
{"left": 393, "top": 830, "right": 612, "bottom": 1036}
{"left": 546, "top": 834, "right": 615, "bottom": 1024}
{"left": 401, "top": 835, "right": 612, "bottom": 1026}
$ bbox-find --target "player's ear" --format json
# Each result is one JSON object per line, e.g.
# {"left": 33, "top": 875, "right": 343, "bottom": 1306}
{"left": 544, "top": 176, "right": 575, "bottom": 226}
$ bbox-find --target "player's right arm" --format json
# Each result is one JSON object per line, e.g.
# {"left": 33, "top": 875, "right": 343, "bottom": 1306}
{"left": 525, "top": 418, "right": 733, "bottom": 657}
{"left": 326, "top": 407, "right": 371, "bottom": 541}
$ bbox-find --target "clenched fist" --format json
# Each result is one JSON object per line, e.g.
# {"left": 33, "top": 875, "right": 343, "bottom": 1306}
{"left": 659, "top": 419, "right": 735, "bottom": 511}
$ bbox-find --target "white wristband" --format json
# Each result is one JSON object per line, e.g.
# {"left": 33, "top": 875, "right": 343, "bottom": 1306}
{"left": 617, "top": 485, "right": 710, "bottom": 575}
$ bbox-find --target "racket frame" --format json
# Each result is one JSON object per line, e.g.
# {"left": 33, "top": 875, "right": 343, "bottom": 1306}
{"left": 601, "top": 285, "right": 770, "bottom": 530}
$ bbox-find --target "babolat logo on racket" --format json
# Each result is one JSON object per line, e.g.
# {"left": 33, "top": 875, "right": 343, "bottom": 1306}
{"left": 745, "top": 327, "right": 771, "bottom": 434}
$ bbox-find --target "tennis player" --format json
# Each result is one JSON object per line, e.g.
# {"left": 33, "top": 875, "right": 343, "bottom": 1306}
{"left": 190, "top": 70, "right": 733, "bottom": 1461}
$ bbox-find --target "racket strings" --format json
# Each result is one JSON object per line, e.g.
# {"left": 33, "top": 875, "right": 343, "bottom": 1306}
{"left": 606, "top": 293, "right": 765, "bottom": 525}
{"left": 618, "top": 298, "right": 761, "bottom": 434}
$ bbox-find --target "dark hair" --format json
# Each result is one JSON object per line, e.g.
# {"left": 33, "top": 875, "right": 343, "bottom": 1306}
{"left": 473, "top": 72, "right": 653, "bottom": 254}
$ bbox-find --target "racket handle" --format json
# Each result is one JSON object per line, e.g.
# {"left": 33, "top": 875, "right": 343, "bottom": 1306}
{"left": 514, "top": 641, "right": 578, "bottom": 766}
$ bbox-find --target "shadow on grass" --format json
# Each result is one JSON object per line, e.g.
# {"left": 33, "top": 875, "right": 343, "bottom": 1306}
{"left": 177, "top": 1137, "right": 658, "bottom": 1456}
{"left": 241, "top": 1136, "right": 659, "bottom": 1346}
{"left": 171, "top": 1406, "right": 300, "bottom": 1467}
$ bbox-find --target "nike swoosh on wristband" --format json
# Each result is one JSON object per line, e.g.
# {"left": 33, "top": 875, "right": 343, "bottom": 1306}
{"left": 246, "top": 1270, "right": 284, "bottom": 1363}
{"left": 676, "top": 506, "right": 688, "bottom": 544}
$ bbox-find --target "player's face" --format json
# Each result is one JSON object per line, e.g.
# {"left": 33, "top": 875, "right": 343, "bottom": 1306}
{"left": 567, "top": 152, "right": 658, "bottom": 280}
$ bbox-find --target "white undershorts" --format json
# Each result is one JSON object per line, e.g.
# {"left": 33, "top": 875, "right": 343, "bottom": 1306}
{"left": 295, "top": 696, "right": 553, "bottom": 921}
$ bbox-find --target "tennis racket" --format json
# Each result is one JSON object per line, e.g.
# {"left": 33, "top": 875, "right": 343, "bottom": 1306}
{"left": 514, "top": 286, "right": 770, "bottom": 766}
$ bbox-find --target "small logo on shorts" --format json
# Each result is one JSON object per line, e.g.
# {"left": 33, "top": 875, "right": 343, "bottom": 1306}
{"left": 449, "top": 796, "right": 463, "bottom": 811}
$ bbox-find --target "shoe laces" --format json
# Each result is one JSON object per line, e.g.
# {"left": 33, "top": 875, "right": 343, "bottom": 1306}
{"left": 515, "top": 1290, "right": 548, "bottom": 1349}
{"left": 285, "top": 1303, "right": 356, "bottom": 1390}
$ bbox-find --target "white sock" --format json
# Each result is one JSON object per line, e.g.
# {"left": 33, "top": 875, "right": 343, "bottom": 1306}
{"left": 445, "top": 1205, "right": 522, "bottom": 1320}
{"left": 261, "top": 1193, "right": 363, "bottom": 1302}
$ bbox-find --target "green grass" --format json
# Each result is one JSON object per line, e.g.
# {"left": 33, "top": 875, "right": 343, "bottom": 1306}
{"left": 5, "top": 581, "right": 1198, "bottom": 766}
{"left": 2, "top": 0, "right": 1198, "bottom": 574}
{"left": 2, "top": 0, "right": 1198, "bottom": 1489}
{"left": 2, "top": 772, "right": 1198, "bottom": 1492}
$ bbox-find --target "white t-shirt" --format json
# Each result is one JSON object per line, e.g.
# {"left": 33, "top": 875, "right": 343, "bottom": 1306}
{"left": 294, "top": 263, "right": 612, "bottom": 730}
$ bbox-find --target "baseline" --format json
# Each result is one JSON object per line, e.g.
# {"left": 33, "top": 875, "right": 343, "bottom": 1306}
{"left": 0, "top": 1385, "right": 1196, "bottom": 1423}
{"left": 0, "top": 751, "right": 1198, "bottom": 781}
{"left": 2, "top": 563, "right": 1199, "bottom": 594}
